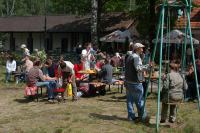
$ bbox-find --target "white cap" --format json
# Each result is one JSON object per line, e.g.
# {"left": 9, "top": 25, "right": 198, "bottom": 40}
{"left": 129, "top": 42, "right": 133, "bottom": 45}
{"left": 21, "top": 44, "right": 26, "bottom": 49}
{"left": 133, "top": 43, "right": 145, "bottom": 49}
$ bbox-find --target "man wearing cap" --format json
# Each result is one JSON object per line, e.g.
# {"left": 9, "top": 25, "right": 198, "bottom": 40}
{"left": 125, "top": 42, "right": 149, "bottom": 122}
{"left": 21, "top": 44, "right": 30, "bottom": 57}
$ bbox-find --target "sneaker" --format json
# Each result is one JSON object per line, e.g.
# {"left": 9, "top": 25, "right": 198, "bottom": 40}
{"left": 48, "top": 99, "right": 54, "bottom": 103}
{"left": 56, "top": 95, "right": 62, "bottom": 102}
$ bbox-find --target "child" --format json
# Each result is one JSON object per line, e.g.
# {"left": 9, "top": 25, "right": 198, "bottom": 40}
{"left": 5, "top": 54, "right": 16, "bottom": 82}
{"left": 161, "top": 60, "right": 187, "bottom": 123}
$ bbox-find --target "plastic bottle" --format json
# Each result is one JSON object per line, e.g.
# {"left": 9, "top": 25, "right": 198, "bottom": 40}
{"left": 67, "top": 83, "right": 72, "bottom": 96}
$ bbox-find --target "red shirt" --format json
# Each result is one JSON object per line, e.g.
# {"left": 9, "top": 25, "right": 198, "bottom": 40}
{"left": 74, "top": 63, "right": 84, "bottom": 79}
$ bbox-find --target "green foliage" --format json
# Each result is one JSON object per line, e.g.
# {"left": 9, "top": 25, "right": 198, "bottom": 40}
{"left": 0, "top": 0, "right": 130, "bottom": 16}
{"left": 0, "top": 51, "right": 22, "bottom": 65}
{"left": 103, "top": 0, "right": 128, "bottom": 12}
{"left": 0, "top": 0, "right": 46, "bottom": 16}
{"left": 49, "top": 0, "right": 91, "bottom": 15}
{"left": 129, "top": 0, "right": 153, "bottom": 38}
{"left": 31, "top": 50, "right": 47, "bottom": 63}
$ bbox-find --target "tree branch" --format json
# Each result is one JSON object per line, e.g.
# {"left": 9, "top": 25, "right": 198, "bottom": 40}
{"left": 101, "top": 0, "right": 112, "bottom": 7}
{"left": 10, "top": 0, "right": 16, "bottom": 16}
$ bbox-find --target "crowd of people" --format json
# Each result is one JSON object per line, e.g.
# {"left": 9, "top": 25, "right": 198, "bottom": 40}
{"left": 3, "top": 41, "right": 200, "bottom": 124}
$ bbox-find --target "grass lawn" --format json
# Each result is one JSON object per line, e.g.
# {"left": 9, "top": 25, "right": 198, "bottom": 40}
{"left": 0, "top": 68, "right": 200, "bottom": 133}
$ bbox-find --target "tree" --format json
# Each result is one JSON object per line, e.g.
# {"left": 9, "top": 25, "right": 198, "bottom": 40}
{"left": 48, "top": 0, "right": 91, "bottom": 15}
{"left": 91, "top": 0, "right": 98, "bottom": 45}
{"left": 0, "top": 0, "right": 16, "bottom": 16}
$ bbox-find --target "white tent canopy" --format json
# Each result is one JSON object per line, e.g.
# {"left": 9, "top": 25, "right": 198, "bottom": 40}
{"left": 152, "top": 29, "right": 199, "bottom": 45}
{"left": 100, "top": 30, "right": 133, "bottom": 43}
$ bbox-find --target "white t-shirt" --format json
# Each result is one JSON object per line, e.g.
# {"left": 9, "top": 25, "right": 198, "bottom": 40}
{"left": 81, "top": 49, "right": 91, "bottom": 70}
{"left": 6, "top": 60, "right": 16, "bottom": 73}
{"left": 63, "top": 61, "right": 74, "bottom": 74}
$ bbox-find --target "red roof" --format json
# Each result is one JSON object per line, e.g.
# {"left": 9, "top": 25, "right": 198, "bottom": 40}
{"left": 176, "top": 0, "right": 200, "bottom": 28}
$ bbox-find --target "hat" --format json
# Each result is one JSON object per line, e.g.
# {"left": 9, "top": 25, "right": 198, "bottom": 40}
{"left": 115, "top": 52, "right": 120, "bottom": 57}
{"left": 129, "top": 42, "right": 133, "bottom": 45}
{"left": 21, "top": 44, "right": 26, "bottom": 49}
{"left": 133, "top": 43, "right": 145, "bottom": 49}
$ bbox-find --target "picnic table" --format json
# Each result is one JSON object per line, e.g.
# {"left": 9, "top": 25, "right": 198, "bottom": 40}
{"left": 78, "top": 70, "right": 96, "bottom": 74}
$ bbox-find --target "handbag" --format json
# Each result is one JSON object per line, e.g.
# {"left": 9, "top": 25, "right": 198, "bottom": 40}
{"left": 24, "top": 86, "right": 37, "bottom": 96}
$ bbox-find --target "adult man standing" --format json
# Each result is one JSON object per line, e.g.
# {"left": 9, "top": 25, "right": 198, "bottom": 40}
{"left": 125, "top": 43, "right": 149, "bottom": 122}
{"left": 59, "top": 60, "right": 78, "bottom": 101}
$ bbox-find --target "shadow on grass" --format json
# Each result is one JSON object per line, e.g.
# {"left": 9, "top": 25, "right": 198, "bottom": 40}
{"left": 14, "top": 95, "right": 51, "bottom": 103}
{"left": 90, "top": 113, "right": 162, "bottom": 129}
{"left": 14, "top": 98, "right": 34, "bottom": 103}
{"left": 97, "top": 99, "right": 125, "bottom": 103}
{"left": 110, "top": 95, "right": 126, "bottom": 99}
{"left": 104, "top": 91, "right": 119, "bottom": 95}
{"left": 90, "top": 113, "right": 128, "bottom": 121}
{"left": 97, "top": 95, "right": 126, "bottom": 103}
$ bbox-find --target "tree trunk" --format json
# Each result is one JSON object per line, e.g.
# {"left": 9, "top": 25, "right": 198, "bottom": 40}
{"left": 10, "top": 0, "right": 15, "bottom": 15}
{"left": 149, "top": 0, "right": 156, "bottom": 50}
{"left": 91, "top": 0, "right": 98, "bottom": 46}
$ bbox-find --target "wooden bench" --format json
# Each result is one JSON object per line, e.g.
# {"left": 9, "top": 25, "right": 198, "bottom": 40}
{"left": 108, "top": 80, "right": 124, "bottom": 93}
{"left": 25, "top": 85, "right": 44, "bottom": 102}
{"left": 89, "top": 82, "right": 106, "bottom": 96}
{"left": 36, "top": 85, "right": 46, "bottom": 102}
{"left": 89, "top": 82, "right": 106, "bottom": 87}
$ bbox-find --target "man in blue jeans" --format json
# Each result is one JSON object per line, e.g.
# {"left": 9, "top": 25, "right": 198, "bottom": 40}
{"left": 26, "top": 60, "right": 56, "bottom": 102}
{"left": 125, "top": 43, "right": 150, "bottom": 122}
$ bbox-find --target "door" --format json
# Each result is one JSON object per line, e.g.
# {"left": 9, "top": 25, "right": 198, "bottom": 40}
{"left": 61, "top": 38, "right": 68, "bottom": 53}
{"left": 27, "top": 33, "right": 33, "bottom": 53}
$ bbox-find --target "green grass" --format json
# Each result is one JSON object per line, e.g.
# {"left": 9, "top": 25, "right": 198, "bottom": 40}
{"left": 0, "top": 65, "right": 200, "bottom": 133}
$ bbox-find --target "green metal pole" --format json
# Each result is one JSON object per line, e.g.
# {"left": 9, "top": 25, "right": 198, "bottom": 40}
{"left": 143, "top": 6, "right": 162, "bottom": 111}
{"left": 182, "top": 15, "right": 188, "bottom": 71}
{"left": 167, "top": 7, "right": 170, "bottom": 74}
{"left": 182, "top": 0, "right": 190, "bottom": 70}
{"left": 156, "top": 4, "right": 165, "bottom": 132}
{"left": 186, "top": 6, "right": 200, "bottom": 111}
